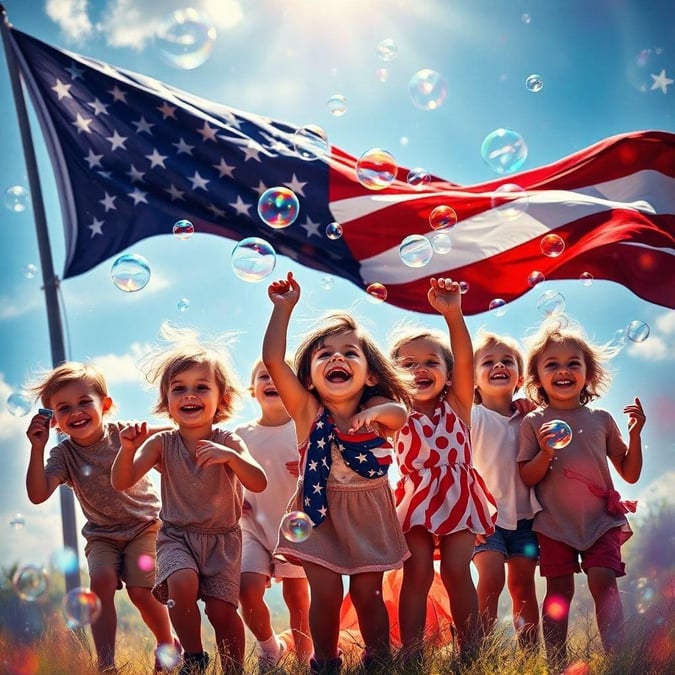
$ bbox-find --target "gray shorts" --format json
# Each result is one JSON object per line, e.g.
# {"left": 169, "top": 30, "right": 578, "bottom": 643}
{"left": 241, "top": 531, "right": 306, "bottom": 581}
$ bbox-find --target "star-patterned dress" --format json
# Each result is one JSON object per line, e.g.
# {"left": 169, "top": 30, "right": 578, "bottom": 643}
{"left": 395, "top": 399, "right": 497, "bottom": 537}
{"left": 274, "top": 408, "right": 410, "bottom": 575}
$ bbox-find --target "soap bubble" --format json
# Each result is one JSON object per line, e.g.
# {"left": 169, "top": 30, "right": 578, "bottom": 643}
{"left": 546, "top": 420, "right": 572, "bottom": 450}
{"left": 7, "top": 391, "right": 32, "bottom": 417}
{"left": 430, "top": 232, "right": 452, "bottom": 254}
{"left": 50, "top": 547, "right": 79, "bottom": 575}
{"left": 481, "top": 128, "right": 528, "bottom": 174}
{"left": 257, "top": 187, "right": 299, "bottom": 228}
{"left": 366, "top": 282, "right": 387, "bottom": 303}
{"left": 9, "top": 513, "right": 25, "bottom": 529}
{"left": 325, "top": 222, "right": 343, "bottom": 240}
{"left": 4, "top": 185, "right": 29, "bottom": 212}
{"left": 177, "top": 298, "right": 190, "bottom": 312}
{"left": 407, "top": 168, "right": 431, "bottom": 188}
{"left": 111, "top": 254, "right": 151, "bottom": 292}
{"left": 280, "top": 511, "right": 312, "bottom": 542}
{"left": 356, "top": 148, "right": 397, "bottom": 190}
{"left": 626, "top": 320, "right": 650, "bottom": 343}
{"left": 399, "top": 235, "right": 433, "bottom": 268}
{"left": 525, "top": 74, "right": 544, "bottom": 92}
{"left": 155, "top": 642, "right": 181, "bottom": 670}
{"left": 376, "top": 38, "right": 398, "bottom": 62}
{"left": 528, "top": 270, "right": 546, "bottom": 287}
{"left": 62, "top": 587, "right": 102, "bottom": 627}
{"left": 320, "top": 276, "right": 334, "bottom": 291}
{"left": 173, "top": 219, "right": 194, "bottom": 240}
{"left": 293, "top": 125, "right": 329, "bottom": 161}
{"left": 579, "top": 272, "right": 594, "bottom": 286}
{"left": 540, "top": 233, "right": 565, "bottom": 257}
{"left": 231, "top": 237, "right": 276, "bottom": 282}
{"left": 13, "top": 564, "right": 49, "bottom": 601}
{"left": 459, "top": 281, "right": 470, "bottom": 295}
{"left": 488, "top": 298, "right": 508, "bottom": 316}
{"left": 23, "top": 264, "right": 38, "bottom": 279}
{"left": 491, "top": 183, "right": 529, "bottom": 220}
{"left": 155, "top": 8, "right": 216, "bottom": 70}
{"left": 327, "top": 95, "right": 347, "bottom": 117}
{"left": 537, "top": 290, "right": 565, "bottom": 316}
{"left": 429, "top": 205, "right": 457, "bottom": 231}
{"left": 409, "top": 69, "right": 448, "bottom": 110}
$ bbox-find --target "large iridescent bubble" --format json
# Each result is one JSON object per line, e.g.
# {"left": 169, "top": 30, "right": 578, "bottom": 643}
{"left": 257, "top": 187, "right": 299, "bottom": 228}
{"left": 155, "top": 8, "right": 217, "bottom": 70}
{"left": 481, "top": 129, "right": 528, "bottom": 174}
{"left": 231, "top": 237, "right": 276, "bottom": 282}
{"left": 111, "top": 254, "right": 151, "bottom": 292}
{"left": 409, "top": 69, "right": 448, "bottom": 110}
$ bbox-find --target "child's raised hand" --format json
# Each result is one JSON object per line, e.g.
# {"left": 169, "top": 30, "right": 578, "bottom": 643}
{"left": 26, "top": 411, "right": 52, "bottom": 449}
{"left": 119, "top": 421, "right": 150, "bottom": 453}
{"left": 268, "top": 271, "right": 300, "bottom": 308}
{"left": 348, "top": 409, "right": 378, "bottom": 434}
{"left": 427, "top": 277, "right": 462, "bottom": 315}
{"left": 624, "top": 397, "right": 646, "bottom": 435}
{"left": 536, "top": 421, "right": 558, "bottom": 460}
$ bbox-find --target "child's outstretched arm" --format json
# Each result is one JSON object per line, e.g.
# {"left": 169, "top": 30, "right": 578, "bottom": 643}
{"left": 111, "top": 422, "right": 162, "bottom": 491}
{"left": 195, "top": 433, "right": 267, "bottom": 492}
{"left": 262, "top": 272, "right": 317, "bottom": 438}
{"left": 25, "top": 410, "right": 61, "bottom": 503}
{"left": 518, "top": 419, "right": 556, "bottom": 486}
{"left": 427, "top": 277, "right": 474, "bottom": 423}
{"left": 349, "top": 396, "right": 408, "bottom": 435}
{"left": 610, "top": 397, "right": 645, "bottom": 484}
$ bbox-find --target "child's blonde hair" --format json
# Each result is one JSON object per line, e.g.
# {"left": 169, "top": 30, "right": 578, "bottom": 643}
{"left": 294, "top": 312, "right": 413, "bottom": 408}
{"left": 143, "top": 323, "right": 243, "bottom": 423}
{"left": 524, "top": 317, "right": 612, "bottom": 406}
{"left": 473, "top": 329, "right": 525, "bottom": 405}
{"left": 27, "top": 361, "right": 111, "bottom": 411}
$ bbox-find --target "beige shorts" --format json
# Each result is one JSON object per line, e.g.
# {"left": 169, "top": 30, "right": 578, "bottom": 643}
{"left": 241, "top": 532, "right": 306, "bottom": 581}
{"left": 84, "top": 520, "right": 160, "bottom": 588}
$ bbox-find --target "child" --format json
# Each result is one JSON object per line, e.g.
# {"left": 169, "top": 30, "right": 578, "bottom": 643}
{"left": 111, "top": 324, "right": 268, "bottom": 675}
{"left": 389, "top": 278, "right": 497, "bottom": 663}
{"left": 262, "top": 271, "right": 412, "bottom": 674}
{"left": 471, "top": 330, "right": 541, "bottom": 650}
{"left": 517, "top": 318, "right": 645, "bottom": 669}
{"left": 24, "top": 361, "right": 176, "bottom": 673}
{"left": 235, "top": 358, "right": 312, "bottom": 671}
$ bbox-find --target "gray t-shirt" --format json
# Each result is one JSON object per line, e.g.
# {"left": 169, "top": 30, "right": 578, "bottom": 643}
{"left": 517, "top": 406, "right": 631, "bottom": 550}
{"left": 45, "top": 422, "right": 160, "bottom": 541}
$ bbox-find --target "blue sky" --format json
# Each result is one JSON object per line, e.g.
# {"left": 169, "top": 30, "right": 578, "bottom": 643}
{"left": 0, "top": 0, "right": 673, "bottom": 569}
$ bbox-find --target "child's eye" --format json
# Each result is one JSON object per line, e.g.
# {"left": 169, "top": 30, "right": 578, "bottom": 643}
{"left": 399, "top": 360, "right": 416, "bottom": 370}
{"left": 345, "top": 350, "right": 358, "bottom": 357}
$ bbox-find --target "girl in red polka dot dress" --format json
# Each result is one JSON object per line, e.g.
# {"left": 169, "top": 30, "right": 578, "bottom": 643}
{"left": 390, "top": 278, "right": 497, "bottom": 664}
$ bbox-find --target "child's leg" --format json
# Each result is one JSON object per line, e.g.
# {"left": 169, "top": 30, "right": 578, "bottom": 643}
{"left": 166, "top": 569, "right": 202, "bottom": 655}
{"left": 473, "top": 550, "right": 506, "bottom": 636}
{"left": 126, "top": 586, "right": 174, "bottom": 644}
{"left": 438, "top": 530, "right": 482, "bottom": 654}
{"left": 399, "top": 527, "right": 435, "bottom": 656}
{"left": 204, "top": 597, "right": 245, "bottom": 674}
{"left": 239, "top": 571, "right": 274, "bottom": 642}
{"left": 349, "top": 571, "right": 390, "bottom": 661}
{"left": 586, "top": 567, "right": 624, "bottom": 654}
{"left": 506, "top": 557, "right": 539, "bottom": 649}
{"left": 542, "top": 574, "right": 575, "bottom": 668}
{"left": 282, "top": 577, "right": 312, "bottom": 663}
{"left": 89, "top": 565, "right": 119, "bottom": 670}
{"left": 303, "top": 561, "right": 344, "bottom": 661}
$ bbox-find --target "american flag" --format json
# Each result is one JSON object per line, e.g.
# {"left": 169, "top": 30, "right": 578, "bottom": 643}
{"left": 8, "top": 27, "right": 675, "bottom": 315}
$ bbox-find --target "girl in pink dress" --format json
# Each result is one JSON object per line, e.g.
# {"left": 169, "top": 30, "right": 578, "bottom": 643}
{"left": 390, "top": 278, "right": 497, "bottom": 663}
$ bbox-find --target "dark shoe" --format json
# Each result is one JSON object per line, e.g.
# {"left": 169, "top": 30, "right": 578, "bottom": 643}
{"left": 179, "top": 651, "right": 209, "bottom": 675}
{"left": 309, "top": 653, "right": 342, "bottom": 674}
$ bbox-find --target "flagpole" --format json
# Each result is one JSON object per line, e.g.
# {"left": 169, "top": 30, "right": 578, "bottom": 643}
{"left": 0, "top": 5, "right": 81, "bottom": 592}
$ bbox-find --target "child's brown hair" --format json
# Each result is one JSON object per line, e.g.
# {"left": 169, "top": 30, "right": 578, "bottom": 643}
{"left": 524, "top": 317, "right": 612, "bottom": 406}
{"left": 143, "top": 323, "right": 243, "bottom": 423}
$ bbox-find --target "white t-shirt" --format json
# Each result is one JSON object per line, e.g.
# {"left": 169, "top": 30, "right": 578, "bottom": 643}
{"left": 471, "top": 405, "right": 541, "bottom": 529}
{"left": 235, "top": 419, "right": 299, "bottom": 552}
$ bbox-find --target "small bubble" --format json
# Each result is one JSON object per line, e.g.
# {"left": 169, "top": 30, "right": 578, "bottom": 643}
{"left": 406, "top": 168, "right": 431, "bottom": 188}
{"left": 327, "top": 94, "right": 347, "bottom": 117}
{"left": 626, "top": 320, "right": 650, "bottom": 343}
{"left": 428, "top": 205, "right": 457, "bottom": 231}
{"left": 293, "top": 125, "right": 329, "bottom": 161}
{"left": 430, "top": 232, "right": 452, "bottom": 254}
{"left": 537, "top": 290, "right": 565, "bottom": 316}
{"left": 62, "top": 587, "right": 102, "bottom": 627}
{"left": 528, "top": 270, "right": 545, "bottom": 287}
{"left": 280, "top": 511, "right": 313, "bottom": 542}
{"left": 488, "top": 298, "right": 508, "bottom": 316}
{"left": 257, "top": 187, "right": 299, "bottom": 228}
{"left": 167, "top": 598, "right": 176, "bottom": 609}
{"left": 376, "top": 38, "right": 398, "bottom": 62}
{"left": 540, "top": 233, "right": 565, "bottom": 257}
{"left": 177, "top": 297, "right": 191, "bottom": 312}
{"left": 172, "top": 219, "right": 194, "bottom": 240}
{"left": 23, "top": 264, "right": 38, "bottom": 279}
{"left": 525, "top": 74, "right": 544, "bottom": 92}
{"left": 13, "top": 564, "right": 49, "bottom": 601}
{"left": 356, "top": 148, "right": 397, "bottom": 190}
{"left": 409, "top": 69, "right": 448, "bottom": 110}
{"left": 481, "top": 128, "right": 527, "bottom": 174}
{"left": 9, "top": 513, "right": 25, "bottom": 529}
{"left": 579, "top": 272, "right": 594, "bottom": 286}
{"left": 231, "top": 237, "right": 276, "bottom": 282}
{"left": 325, "top": 222, "right": 343, "bottom": 240}
{"left": 399, "top": 235, "right": 433, "bottom": 268}
{"left": 546, "top": 420, "right": 572, "bottom": 449}
{"left": 366, "top": 282, "right": 387, "bottom": 303}
{"left": 320, "top": 275, "right": 334, "bottom": 291}
{"left": 459, "top": 281, "right": 470, "bottom": 295}
{"left": 7, "top": 392, "right": 32, "bottom": 417}
{"left": 4, "top": 185, "right": 29, "bottom": 212}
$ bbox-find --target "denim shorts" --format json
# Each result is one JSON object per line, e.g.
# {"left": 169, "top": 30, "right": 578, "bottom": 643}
{"left": 473, "top": 518, "right": 539, "bottom": 560}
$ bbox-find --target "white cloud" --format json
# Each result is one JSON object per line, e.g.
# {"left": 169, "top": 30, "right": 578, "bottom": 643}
{"left": 91, "top": 341, "right": 153, "bottom": 386}
{"left": 636, "top": 470, "right": 675, "bottom": 507}
{"left": 45, "top": 0, "right": 94, "bottom": 43}
{"left": 626, "top": 309, "right": 675, "bottom": 361}
{"left": 0, "top": 292, "right": 43, "bottom": 321}
{"left": 655, "top": 310, "right": 675, "bottom": 335}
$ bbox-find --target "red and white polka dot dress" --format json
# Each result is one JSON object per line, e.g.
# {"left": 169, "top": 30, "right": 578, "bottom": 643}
{"left": 394, "top": 400, "right": 497, "bottom": 536}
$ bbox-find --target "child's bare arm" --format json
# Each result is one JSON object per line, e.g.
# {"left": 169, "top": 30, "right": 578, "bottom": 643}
{"left": 349, "top": 397, "right": 408, "bottom": 435}
{"left": 195, "top": 433, "right": 268, "bottom": 492}
{"left": 610, "top": 397, "right": 645, "bottom": 484}
{"left": 111, "top": 428, "right": 162, "bottom": 490}
{"left": 25, "top": 411, "right": 60, "bottom": 503}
